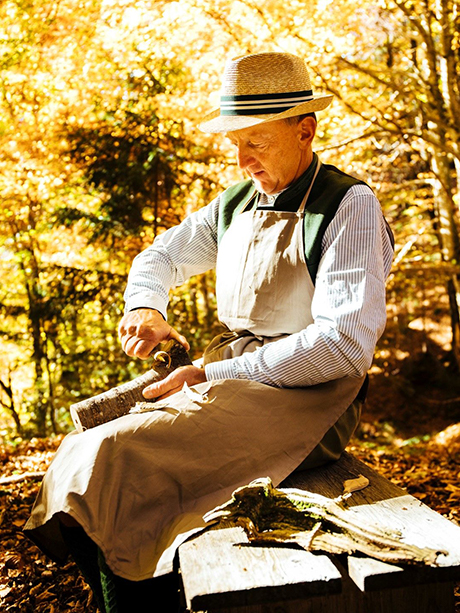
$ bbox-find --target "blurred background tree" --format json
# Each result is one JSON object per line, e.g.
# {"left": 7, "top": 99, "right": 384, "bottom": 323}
{"left": 1, "top": 0, "right": 459, "bottom": 438}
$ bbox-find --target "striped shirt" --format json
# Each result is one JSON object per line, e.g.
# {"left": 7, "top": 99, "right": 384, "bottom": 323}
{"left": 124, "top": 183, "right": 394, "bottom": 388}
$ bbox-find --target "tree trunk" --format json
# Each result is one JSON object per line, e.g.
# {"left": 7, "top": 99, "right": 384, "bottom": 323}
{"left": 431, "top": 151, "right": 459, "bottom": 261}
{"left": 448, "top": 274, "right": 460, "bottom": 370}
{"left": 431, "top": 152, "right": 460, "bottom": 368}
{"left": 0, "top": 375, "right": 22, "bottom": 436}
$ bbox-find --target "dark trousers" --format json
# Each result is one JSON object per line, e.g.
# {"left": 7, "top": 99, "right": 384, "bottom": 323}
{"left": 60, "top": 524, "right": 181, "bottom": 613}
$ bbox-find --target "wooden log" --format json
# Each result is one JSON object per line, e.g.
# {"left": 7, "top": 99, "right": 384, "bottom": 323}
{"left": 70, "top": 340, "right": 192, "bottom": 432}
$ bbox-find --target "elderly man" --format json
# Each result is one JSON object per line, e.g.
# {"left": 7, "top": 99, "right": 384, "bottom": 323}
{"left": 25, "top": 52, "right": 393, "bottom": 612}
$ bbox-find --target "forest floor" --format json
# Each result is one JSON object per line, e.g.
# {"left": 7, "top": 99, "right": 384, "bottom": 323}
{"left": 1, "top": 350, "right": 460, "bottom": 612}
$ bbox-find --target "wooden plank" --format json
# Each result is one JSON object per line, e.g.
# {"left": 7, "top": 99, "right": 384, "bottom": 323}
{"left": 197, "top": 578, "right": 455, "bottom": 613}
{"left": 281, "top": 452, "right": 460, "bottom": 590}
{"left": 180, "top": 452, "right": 460, "bottom": 611}
{"left": 179, "top": 526, "right": 342, "bottom": 612}
{"left": 347, "top": 553, "right": 460, "bottom": 592}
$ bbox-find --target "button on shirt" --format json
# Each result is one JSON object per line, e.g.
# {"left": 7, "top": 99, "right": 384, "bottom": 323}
{"left": 124, "top": 164, "right": 394, "bottom": 388}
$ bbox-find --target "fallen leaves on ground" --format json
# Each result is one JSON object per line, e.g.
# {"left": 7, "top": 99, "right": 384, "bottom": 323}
{"left": 0, "top": 436, "right": 98, "bottom": 613}
{"left": 348, "top": 426, "right": 460, "bottom": 525}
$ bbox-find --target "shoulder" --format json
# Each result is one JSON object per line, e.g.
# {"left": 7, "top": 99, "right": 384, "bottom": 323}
{"left": 323, "top": 184, "right": 395, "bottom": 273}
{"left": 337, "top": 183, "right": 380, "bottom": 211}
{"left": 328, "top": 183, "right": 387, "bottom": 234}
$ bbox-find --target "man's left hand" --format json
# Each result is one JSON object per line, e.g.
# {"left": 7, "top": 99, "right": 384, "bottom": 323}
{"left": 143, "top": 365, "right": 207, "bottom": 400}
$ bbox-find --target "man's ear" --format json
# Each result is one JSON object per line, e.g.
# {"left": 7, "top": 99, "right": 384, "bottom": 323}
{"left": 297, "top": 116, "right": 317, "bottom": 149}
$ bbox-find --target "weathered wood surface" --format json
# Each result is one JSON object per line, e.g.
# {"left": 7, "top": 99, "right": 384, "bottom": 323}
{"left": 179, "top": 526, "right": 342, "bottom": 612}
{"left": 192, "top": 578, "right": 455, "bottom": 613}
{"left": 281, "top": 452, "right": 460, "bottom": 590}
{"left": 70, "top": 340, "right": 191, "bottom": 431}
{"left": 179, "top": 452, "right": 460, "bottom": 613}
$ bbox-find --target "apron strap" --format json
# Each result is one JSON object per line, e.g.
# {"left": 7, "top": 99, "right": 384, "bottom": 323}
{"left": 242, "top": 192, "right": 258, "bottom": 212}
{"left": 298, "top": 159, "right": 322, "bottom": 214}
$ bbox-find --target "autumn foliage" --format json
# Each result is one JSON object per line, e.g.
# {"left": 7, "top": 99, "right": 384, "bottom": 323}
{"left": 0, "top": 0, "right": 459, "bottom": 437}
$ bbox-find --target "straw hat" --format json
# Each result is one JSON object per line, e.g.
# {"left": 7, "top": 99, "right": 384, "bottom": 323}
{"left": 199, "top": 52, "right": 333, "bottom": 133}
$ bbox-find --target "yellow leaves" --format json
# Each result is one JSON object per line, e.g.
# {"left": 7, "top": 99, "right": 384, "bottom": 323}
{"left": 445, "top": 483, "right": 460, "bottom": 504}
{"left": 2, "top": 552, "right": 24, "bottom": 571}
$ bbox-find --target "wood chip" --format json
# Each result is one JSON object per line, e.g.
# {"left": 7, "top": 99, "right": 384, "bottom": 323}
{"left": 342, "top": 474, "right": 370, "bottom": 496}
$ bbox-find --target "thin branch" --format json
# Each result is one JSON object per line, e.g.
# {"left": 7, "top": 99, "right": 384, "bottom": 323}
{"left": 393, "top": 226, "right": 428, "bottom": 268}
{"left": 337, "top": 56, "right": 401, "bottom": 91}
{"left": 394, "top": 0, "right": 449, "bottom": 128}
{"left": 440, "top": 0, "right": 460, "bottom": 129}
{"left": 315, "top": 125, "right": 382, "bottom": 152}
{"left": 323, "top": 75, "right": 460, "bottom": 159}
{"left": 0, "top": 472, "right": 45, "bottom": 486}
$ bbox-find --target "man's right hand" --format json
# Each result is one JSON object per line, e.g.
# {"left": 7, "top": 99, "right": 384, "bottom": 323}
{"left": 118, "top": 308, "right": 190, "bottom": 359}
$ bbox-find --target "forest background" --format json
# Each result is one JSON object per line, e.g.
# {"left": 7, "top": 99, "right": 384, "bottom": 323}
{"left": 1, "top": 0, "right": 460, "bottom": 610}
{"left": 2, "top": 0, "right": 460, "bottom": 439}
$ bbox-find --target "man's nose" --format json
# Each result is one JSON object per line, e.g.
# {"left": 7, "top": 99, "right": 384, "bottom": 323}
{"left": 236, "top": 146, "right": 255, "bottom": 170}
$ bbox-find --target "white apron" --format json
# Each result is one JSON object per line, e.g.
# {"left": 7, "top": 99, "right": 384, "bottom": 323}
{"left": 207, "top": 161, "right": 319, "bottom": 362}
{"left": 25, "top": 164, "right": 365, "bottom": 580}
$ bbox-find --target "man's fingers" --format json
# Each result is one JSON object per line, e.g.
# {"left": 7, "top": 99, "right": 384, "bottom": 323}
{"left": 166, "top": 328, "right": 190, "bottom": 351}
{"left": 142, "top": 366, "right": 206, "bottom": 400}
{"left": 121, "top": 327, "right": 188, "bottom": 359}
{"left": 118, "top": 310, "right": 190, "bottom": 357}
{"left": 119, "top": 327, "right": 157, "bottom": 358}
{"left": 123, "top": 336, "right": 157, "bottom": 360}
{"left": 143, "top": 371, "right": 178, "bottom": 399}
{"left": 154, "top": 385, "right": 183, "bottom": 400}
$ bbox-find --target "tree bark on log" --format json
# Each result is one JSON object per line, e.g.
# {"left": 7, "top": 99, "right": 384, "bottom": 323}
{"left": 70, "top": 341, "right": 192, "bottom": 432}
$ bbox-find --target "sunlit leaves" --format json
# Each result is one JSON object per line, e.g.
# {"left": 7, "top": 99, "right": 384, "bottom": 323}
{"left": 1, "top": 0, "right": 460, "bottom": 436}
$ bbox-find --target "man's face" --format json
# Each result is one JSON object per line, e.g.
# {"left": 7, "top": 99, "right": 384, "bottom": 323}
{"left": 226, "top": 118, "right": 315, "bottom": 195}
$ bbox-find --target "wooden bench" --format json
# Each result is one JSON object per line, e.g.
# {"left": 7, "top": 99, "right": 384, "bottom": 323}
{"left": 178, "top": 452, "right": 460, "bottom": 613}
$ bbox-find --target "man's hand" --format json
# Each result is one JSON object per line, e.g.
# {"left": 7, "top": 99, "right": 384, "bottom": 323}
{"left": 118, "top": 308, "right": 190, "bottom": 359}
{"left": 143, "top": 365, "right": 207, "bottom": 400}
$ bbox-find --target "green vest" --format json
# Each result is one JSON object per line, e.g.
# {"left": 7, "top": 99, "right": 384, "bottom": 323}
{"left": 217, "top": 163, "right": 365, "bottom": 284}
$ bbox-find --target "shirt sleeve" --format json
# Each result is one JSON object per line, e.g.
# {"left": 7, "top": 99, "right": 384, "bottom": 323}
{"left": 123, "top": 197, "right": 219, "bottom": 318}
{"left": 204, "top": 185, "right": 394, "bottom": 387}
